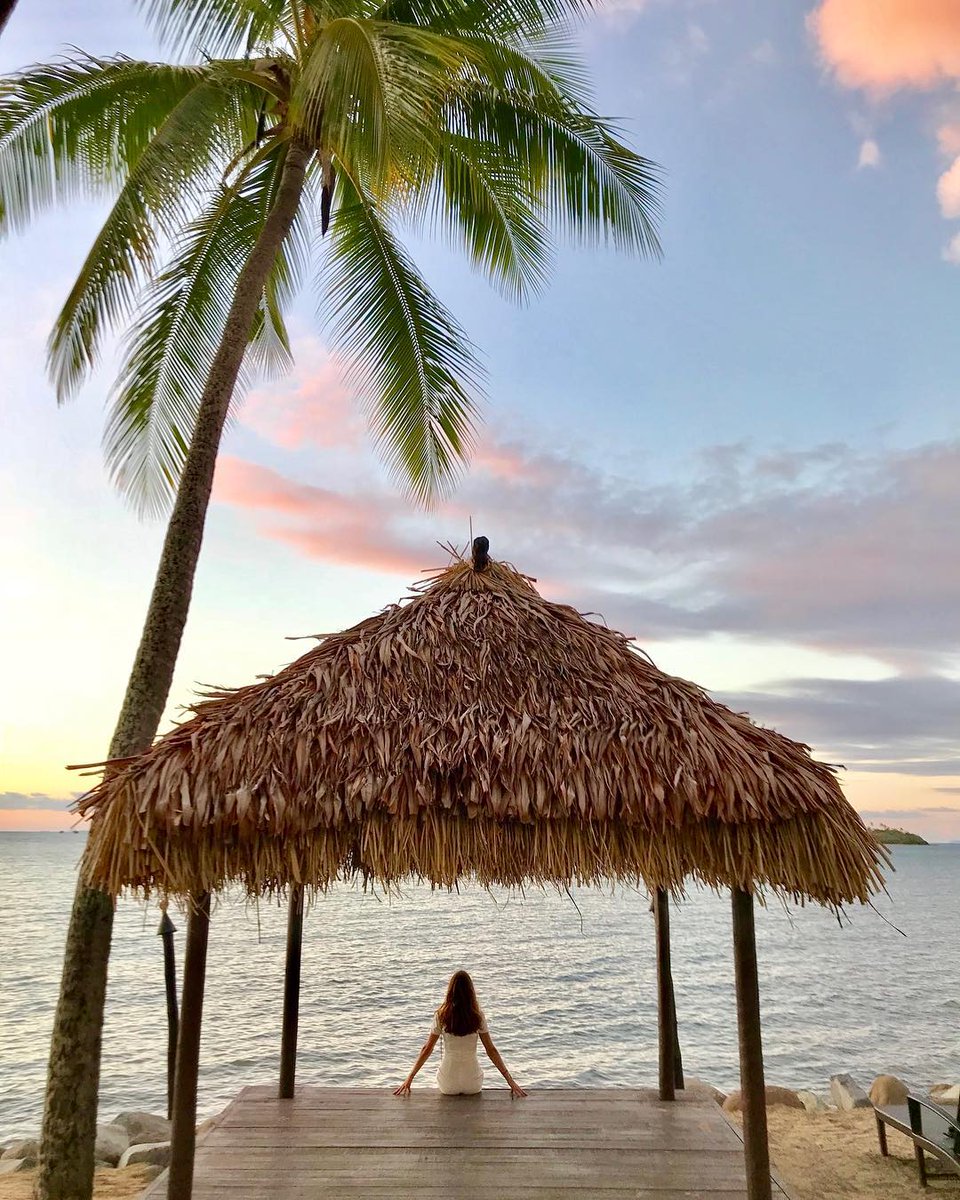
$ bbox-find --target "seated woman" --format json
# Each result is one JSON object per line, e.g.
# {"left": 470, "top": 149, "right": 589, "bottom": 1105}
{"left": 394, "top": 970, "right": 527, "bottom": 1098}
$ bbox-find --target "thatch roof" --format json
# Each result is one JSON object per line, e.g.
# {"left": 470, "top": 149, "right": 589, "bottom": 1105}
{"left": 77, "top": 549, "right": 886, "bottom": 905}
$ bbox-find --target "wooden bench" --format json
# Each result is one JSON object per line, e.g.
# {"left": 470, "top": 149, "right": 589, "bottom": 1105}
{"left": 874, "top": 1094, "right": 960, "bottom": 1187}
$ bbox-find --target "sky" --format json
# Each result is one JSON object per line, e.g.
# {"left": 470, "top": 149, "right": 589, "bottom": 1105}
{"left": 1, "top": 0, "right": 958, "bottom": 840}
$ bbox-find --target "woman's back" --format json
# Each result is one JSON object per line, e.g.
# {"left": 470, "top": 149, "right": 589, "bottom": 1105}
{"left": 432, "top": 1009, "right": 486, "bottom": 1095}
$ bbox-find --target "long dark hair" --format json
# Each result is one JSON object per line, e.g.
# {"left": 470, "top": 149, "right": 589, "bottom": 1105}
{"left": 436, "top": 970, "right": 483, "bottom": 1036}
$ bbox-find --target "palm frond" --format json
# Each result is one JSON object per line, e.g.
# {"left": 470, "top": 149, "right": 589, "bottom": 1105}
{"left": 105, "top": 139, "right": 309, "bottom": 516}
{"left": 324, "top": 171, "right": 481, "bottom": 501}
{"left": 295, "top": 19, "right": 477, "bottom": 193}
{"left": 452, "top": 87, "right": 662, "bottom": 256}
{"left": 417, "top": 131, "right": 551, "bottom": 300}
{"left": 0, "top": 55, "right": 211, "bottom": 235}
{"left": 139, "top": 0, "right": 290, "bottom": 58}
{"left": 48, "top": 70, "right": 256, "bottom": 400}
{"left": 296, "top": 17, "right": 395, "bottom": 190}
{"left": 373, "top": 0, "right": 596, "bottom": 40}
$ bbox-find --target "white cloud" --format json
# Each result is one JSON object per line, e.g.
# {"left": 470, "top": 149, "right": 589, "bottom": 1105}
{"left": 750, "top": 41, "right": 778, "bottom": 66}
{"left": 937, "top": 156, "right": 960, "bottom": 217}
{"left": 857, "top": 138, "right": 881, "bottom": 168}
{"left": 942, "top": 232, "right": 960, "bottom": 264}
{"left": 687, "top": 22, "right": 709, "bottom": 56}
{"left": 599, "top": 0, "right": 653, "bottom": 11}
{"left": 659, "top": 20, "right": 710, "bottom": 84}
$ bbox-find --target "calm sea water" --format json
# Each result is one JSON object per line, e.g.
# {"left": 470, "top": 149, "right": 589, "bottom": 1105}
{"left": 1, "top": 833, "right": 957, "bottom": 1142}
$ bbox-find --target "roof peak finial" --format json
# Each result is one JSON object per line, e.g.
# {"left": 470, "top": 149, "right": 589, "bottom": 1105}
{"left": 471, "top": 535, "right": 490, "bottom": 572}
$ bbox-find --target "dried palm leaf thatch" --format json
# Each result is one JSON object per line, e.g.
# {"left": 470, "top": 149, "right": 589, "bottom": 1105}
{"left": 77, "top": 552, "right": 886, "bottom": 905}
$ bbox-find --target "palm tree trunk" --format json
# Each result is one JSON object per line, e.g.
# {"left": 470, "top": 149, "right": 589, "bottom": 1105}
{"left": 36, "top": 138, "right": 312, "bottom": 1200}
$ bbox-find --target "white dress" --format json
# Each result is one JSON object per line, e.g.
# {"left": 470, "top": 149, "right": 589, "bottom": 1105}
{"left": 431, "top": 1010, "right": 486, "bottom": 1095}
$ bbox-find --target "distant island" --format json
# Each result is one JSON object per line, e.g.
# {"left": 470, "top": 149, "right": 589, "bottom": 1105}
{"left": 870, "top": 826, "right": 928, "bottom": 845}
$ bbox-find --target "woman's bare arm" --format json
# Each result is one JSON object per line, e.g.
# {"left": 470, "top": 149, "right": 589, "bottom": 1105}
{"left": 394, "top": 1033, "right": 439, "bottom": 1096}
{"left": 479, "top": 1031, "right": 527, "bottom": 1098}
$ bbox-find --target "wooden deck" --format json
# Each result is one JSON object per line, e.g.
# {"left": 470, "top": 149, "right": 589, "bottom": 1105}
{"left": 145, "top": 1085, "right": 790, "bottom": 1199}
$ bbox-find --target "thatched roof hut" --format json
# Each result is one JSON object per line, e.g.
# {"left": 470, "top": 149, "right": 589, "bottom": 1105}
{"left": 75, "top": 542, "right": 887, "bottom": 1200}
{"left": 78, "top": 547, "right": 884, "bottom": 906}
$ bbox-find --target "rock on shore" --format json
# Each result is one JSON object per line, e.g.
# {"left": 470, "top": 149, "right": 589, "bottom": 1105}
{"left": 113, "top": 1113, "right": 171, "bottom": 1146}
{"left": 683, "top": 1077, "right": 727, "bottom": 1106}
{"left": 118, "top": 1142, "right": 171, "bottom": 1169}
{"left": 830, "top": 1073, "right": 873, "bottom": 1110}
{"left": 94, "top": 1124, "right": 130, "bottom": 1166}
{"left": 722, "top": 1085, "right": 803, "bottom": 1112}
{"left": 868, "top": 1075, "right": 908, "bottom": 1106}
{"left": 0, "top": 1106, "right": 220, "bottom": 1181}
{"left": 0, "top": 1142, "right": 37, "bottom": 1169}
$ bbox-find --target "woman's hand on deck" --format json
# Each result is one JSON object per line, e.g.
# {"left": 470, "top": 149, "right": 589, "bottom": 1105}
{"left": 394, "top": 1080, "right": 412, "bottom": 1097}
{"left": 509, "top": 1081, "right": 528, "bottom": 1098}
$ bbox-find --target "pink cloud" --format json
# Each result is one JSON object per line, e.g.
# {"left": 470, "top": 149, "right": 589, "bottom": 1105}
{"left": 811, "top": 0, "right": 960, "bottom": 92}
{"left": 937, "top": 123, "right": 960, "bottom": 157}
{"left": 937, "top": 156, "right": 960, "bottom": 216}
{"left": 241, "top": 343, "right": 362, "bottom": 452}
{"left": 215, "top": 456, "right": 355, "bottom": 519}
{"left": 472, "top": 439, "right": 564, "bottom": 486}
{"left": 214, "top": 456, "right": 425, "bottom": 576}
{"left": 857, "top": 138, "right": 881, "bottom": 168}
{"left": 266, "top": 526, "right": 432, "bottom": 576}
{"left": 473, "top": 442, "right": 534, "bottom": 482}
{"left": 237, "top": 327, "right": 567, "bottom": 493}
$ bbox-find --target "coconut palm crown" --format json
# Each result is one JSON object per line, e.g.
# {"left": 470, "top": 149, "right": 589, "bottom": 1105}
{"left": 0, "top": 0, "right": 661, "bottom": 508}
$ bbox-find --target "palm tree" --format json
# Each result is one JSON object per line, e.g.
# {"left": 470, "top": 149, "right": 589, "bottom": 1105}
{"left": 1, "top": 3, "right": 660, "bottom": 1197}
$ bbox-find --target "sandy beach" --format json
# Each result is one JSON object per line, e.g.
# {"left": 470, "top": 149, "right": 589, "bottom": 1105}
{"left": 1, "top": 1107, "right": 954, "bottom": 1200}
{"left": 758, "top": 1106, "right": 955, "bottom": 1199}
{"left": 0, "top": 1165, "right": 154, "bottom": 1199}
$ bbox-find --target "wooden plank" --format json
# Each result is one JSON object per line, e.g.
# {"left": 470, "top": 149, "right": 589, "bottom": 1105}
{"left": 209, "top": 1130, "right": 739, "bottom": 1150}
{"left": 193, "top": 1167, "right": 751, "bottom": 1190}
{"left": 191, "top": 1190, "right": 753, "bottom": 1199}
{"left": 218, "top": 1105, "right": 724, "bottom": 1128}
{"left": 239, "top": 1085, "right": 666, "bottom": 1103}
{"left": 193, "top": 1154, "right": 749, "bottom": 1184}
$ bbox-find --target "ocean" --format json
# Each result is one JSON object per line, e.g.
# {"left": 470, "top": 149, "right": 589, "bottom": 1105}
{"left": 1, "top": 833, "right": 957, "bottom": 1142}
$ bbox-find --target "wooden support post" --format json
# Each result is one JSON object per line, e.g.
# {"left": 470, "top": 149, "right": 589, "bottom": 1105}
{"left": 158, "top": 910, "right": 179, "bottom": 1122}
{"left": 168, "top": 893, "right": 210, "bottom": 1200}
{"left": 654, "top": 888, "right": 676, "bottom": 1102}
{"left": 670, "top": 972, "right": 685, "bottom": 1092}
{"left": 279, "top": 885, "right": 305, "bottom": 1099}
{"left": 732, "top": 887, "right": 772, "bottom": 1200}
